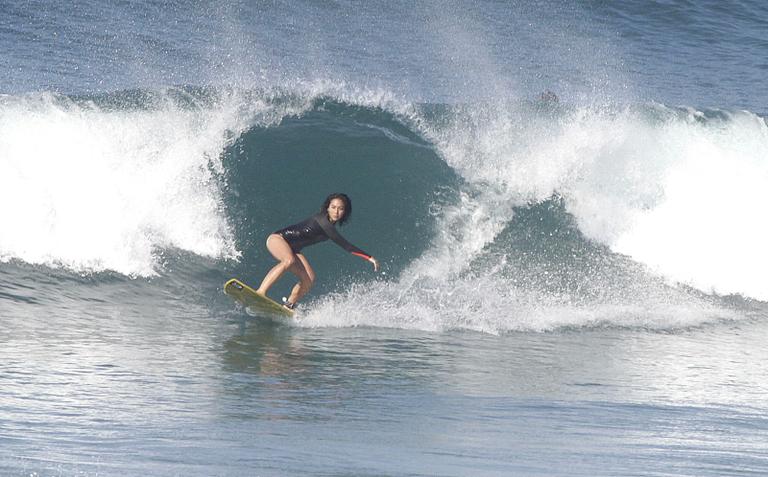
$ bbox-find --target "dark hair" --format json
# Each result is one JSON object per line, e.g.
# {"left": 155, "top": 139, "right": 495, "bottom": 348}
{"left": 321, "top": 193, "right": 352, "bottom": 226}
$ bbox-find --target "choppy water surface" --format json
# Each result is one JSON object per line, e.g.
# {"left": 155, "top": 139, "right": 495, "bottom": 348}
{"left": 2, "top": 305, "right": 768, "bottom": 475}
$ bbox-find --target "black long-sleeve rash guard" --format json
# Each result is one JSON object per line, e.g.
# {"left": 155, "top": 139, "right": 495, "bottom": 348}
{"left": 274, "top": 212, "right": 372, "bottom": 261}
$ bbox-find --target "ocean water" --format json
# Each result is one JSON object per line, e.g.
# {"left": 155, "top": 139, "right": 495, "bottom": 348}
{"left": 1, "top": 1, "right": 767, "bottom": 475}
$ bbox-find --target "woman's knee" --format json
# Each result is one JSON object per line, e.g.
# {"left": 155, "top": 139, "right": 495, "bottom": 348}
{"left": 279, "top": 256, "right": 296, "bottom": 270}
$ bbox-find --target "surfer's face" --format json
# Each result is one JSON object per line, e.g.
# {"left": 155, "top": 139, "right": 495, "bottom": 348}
{"left": 327, "top": 198, "right": 346, "bottom": 223}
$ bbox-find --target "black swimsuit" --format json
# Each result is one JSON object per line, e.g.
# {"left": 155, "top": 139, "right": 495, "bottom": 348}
{"left": 274, "top": 212, "right": 372, "bottom": 261}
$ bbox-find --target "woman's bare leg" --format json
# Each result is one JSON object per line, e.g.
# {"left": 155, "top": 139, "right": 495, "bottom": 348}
{"left": 286, "top": 253, "right": 316, "bottom": 304}
{"left": 256, "top": 234, "right": 297, "bottom": 296}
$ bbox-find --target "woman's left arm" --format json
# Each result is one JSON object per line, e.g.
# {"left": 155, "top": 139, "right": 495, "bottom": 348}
{"left": 318, "top": 217, "right": 379, "bottom": 271}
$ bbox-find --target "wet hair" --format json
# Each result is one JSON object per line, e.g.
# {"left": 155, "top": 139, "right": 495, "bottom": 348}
{"left": 321, "top": 193, "right": 352, "bottom": 226}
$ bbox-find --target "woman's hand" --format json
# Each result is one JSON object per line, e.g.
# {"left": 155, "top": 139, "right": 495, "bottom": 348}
{"left": 369, "top": 257, "right": 380, "bottom": 272}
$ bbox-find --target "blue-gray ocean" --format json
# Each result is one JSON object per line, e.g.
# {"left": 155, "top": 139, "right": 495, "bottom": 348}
{"left": 2, "top": 1, "right": 768, "bottom": 475}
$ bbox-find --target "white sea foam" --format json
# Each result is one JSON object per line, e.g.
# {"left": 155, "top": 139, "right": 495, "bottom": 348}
{"left": 0, "top": 90, "right": 308, "bottom": 276}
{"left": 563, "top": 107, "right": 768, "bottom": 301}
{"left": 425, "top": 103, "right": 768, "bottom": 304}
{"left": 614, "top": 112, "right": 768, "bottom": 300}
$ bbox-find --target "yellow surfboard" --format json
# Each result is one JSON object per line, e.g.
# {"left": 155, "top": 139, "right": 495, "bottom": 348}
{"left": 223, "top": 278, "right": 295, "bottom": 318}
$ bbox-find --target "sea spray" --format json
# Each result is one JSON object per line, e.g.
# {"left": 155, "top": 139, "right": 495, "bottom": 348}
{"left": 0, "top": 89, "right": 312, "bottom": 276}
{"left": 305, "top": 100, "right": 757, "bottom": 331}
{"left": 609, "top": 109, "right": 768, "bottom": 300}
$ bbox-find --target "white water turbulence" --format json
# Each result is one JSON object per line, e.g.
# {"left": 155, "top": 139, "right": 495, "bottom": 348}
{"left": 306, "top": 101, "right": 759, "bottom": 332}
{"left": 613, "top": 111, "right": 768, "bottom": 300}
{"left": 0, "top": 90, "right": 277, "bottom": 276}
{"left": 564, "top": 107, "right": 768, "bottom": 302}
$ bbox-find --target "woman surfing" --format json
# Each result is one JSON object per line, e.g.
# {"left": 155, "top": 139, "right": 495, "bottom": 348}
{"left": 255, "top": 193, "right": 379, "bottom": 310}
